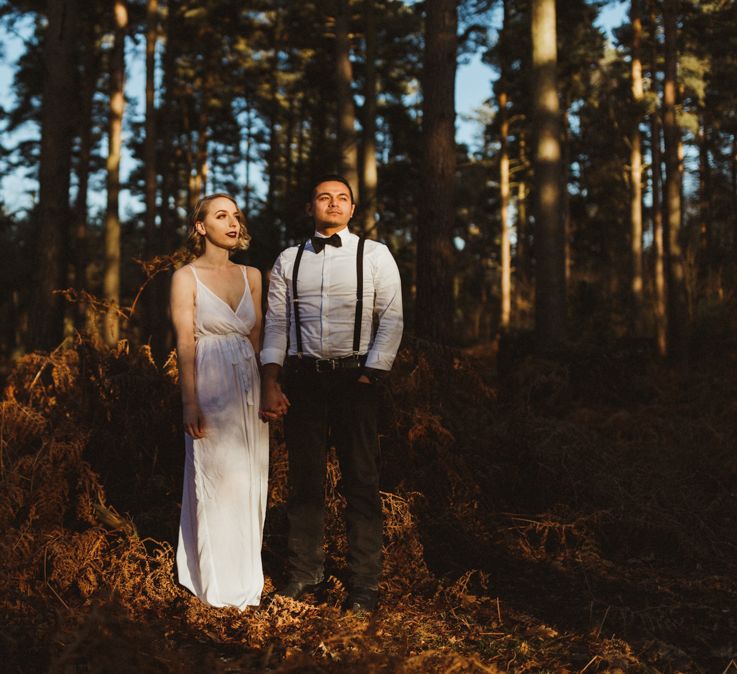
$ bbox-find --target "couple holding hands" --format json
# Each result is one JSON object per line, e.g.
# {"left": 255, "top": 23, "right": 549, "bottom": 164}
{"left": 170, "top": 174, "right": 403, "bottom": 613}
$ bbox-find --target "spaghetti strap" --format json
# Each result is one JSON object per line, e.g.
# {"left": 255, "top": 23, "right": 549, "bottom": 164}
{"left": 188, "top": 264, "right": 201, "bottom": 282}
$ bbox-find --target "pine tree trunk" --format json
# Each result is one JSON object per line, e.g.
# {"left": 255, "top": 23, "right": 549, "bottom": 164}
{"left": 629, "top": 0, "right": 644, "bottom": 332}
{"left": 29, "top": 0, "right": 78, "bottom": 351}
{"left": 143, "top": 0, "right": 158, "bottom": 345}
{"left": 662, "top": 0, "right": 688, "bottom": 364}
{"left": 498, "top": 0, "right": 511, "bottom": 331}
{"left": 335, "top": 0, "right": 359, "bottom": 197}
{"left": 697, "top": 113, "right": 710, "bottom": 276}
{"left": 73, "top": 30, "right": 97, "bottom": 332}
{"left": 103, "top": 0, "right": 127, "bottom": 347}
{"left": 651, "top": 112, "right": 667, "bottom": 357}
{"left": 360, "top": 0, "right": 378, "bottom": 238}
{"left": 415, "top": 0, "right": 457, "bottom": 343}
{"left": 144, "top": 0, "right": 158, "bottom": 258}
{"left": 531, "top": 0, "right": 565, "bottom": 348}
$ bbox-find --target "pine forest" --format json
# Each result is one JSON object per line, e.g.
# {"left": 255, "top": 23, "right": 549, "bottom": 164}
{"left": 1, "top": 0, "right": 736, "bottom": 671}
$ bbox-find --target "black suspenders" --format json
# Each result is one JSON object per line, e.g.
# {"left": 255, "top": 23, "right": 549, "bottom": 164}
{"left": 291, "top": 236, "right": 366, "bottom": 358}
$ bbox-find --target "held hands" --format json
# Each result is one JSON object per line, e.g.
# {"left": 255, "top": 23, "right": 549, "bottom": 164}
{"left": 184, "top": 402, "right": 207, "bottom": 439}
{"left": 259, "top": 380, "right": 290, "bottom": 422}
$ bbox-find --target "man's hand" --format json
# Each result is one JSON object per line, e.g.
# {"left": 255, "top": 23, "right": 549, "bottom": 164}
{"left": 259, "top": 379, "right": 290, "bottom": 421}
{"left": 183, "top": 402, "right": 206, "bottom": 439}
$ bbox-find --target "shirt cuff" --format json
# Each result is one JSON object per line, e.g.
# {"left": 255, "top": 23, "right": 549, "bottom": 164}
{"left": 364, "top": 351, "right": 393, "bottom": 371}
{"left": 260, "top": 347, "right": 286, "bottom": 366}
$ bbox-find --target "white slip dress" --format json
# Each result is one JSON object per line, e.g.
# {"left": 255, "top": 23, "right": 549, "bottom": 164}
{"left": 176, "top": 264, "right": 269, "bottom": 609}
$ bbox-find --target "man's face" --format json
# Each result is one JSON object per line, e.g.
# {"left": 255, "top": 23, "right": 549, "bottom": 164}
{"left": 307, "top": 180, "right": 356, "bottom": 232}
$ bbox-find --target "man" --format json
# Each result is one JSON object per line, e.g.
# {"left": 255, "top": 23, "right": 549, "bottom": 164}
{"left": 260, "top": 174, "right": 403, "bottom": 613}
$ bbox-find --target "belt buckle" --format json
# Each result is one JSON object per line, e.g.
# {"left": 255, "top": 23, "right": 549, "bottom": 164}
{"left": 315, "top": 358, "right": 336, "bottom": 373}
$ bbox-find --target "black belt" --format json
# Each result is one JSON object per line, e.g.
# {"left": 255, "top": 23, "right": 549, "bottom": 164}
{"left": 287, "top": 354, "right": 366, "bottom": 373}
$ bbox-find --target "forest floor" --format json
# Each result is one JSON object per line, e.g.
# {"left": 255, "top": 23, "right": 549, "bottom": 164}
{"left": 2, "top": 320, "right": 737, "bottom": 673}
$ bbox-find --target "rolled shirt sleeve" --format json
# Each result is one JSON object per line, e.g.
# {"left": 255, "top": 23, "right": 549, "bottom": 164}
{"left": 364, "top": 244, "right": 403, "bottom": 371}
{"left": 260, "top": 252, "right": 290, "bottom": 366}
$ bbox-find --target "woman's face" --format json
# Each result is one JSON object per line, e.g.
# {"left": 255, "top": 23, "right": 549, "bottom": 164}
{"left": 196, "top": 197, "right": 243, "bottom": 251}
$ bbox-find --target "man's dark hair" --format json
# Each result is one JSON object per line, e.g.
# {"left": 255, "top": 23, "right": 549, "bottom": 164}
{"left": 308, "top": 173, "right": 355, "bottom": 205}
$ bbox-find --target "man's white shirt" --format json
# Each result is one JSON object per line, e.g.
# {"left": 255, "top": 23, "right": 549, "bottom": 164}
{"left": 261, "top": 227, "right": 403, "bottom": 371}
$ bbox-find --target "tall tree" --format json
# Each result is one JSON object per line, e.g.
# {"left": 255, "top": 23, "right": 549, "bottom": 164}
{"left": 498, "top": 0, "right": 511, "bottom": 330}
{"left": 335, "top": 0, "right": 359, "bottom": 196}
{"left": 416, "top": 0, "right": 457, "bottom": 343}
{"left": 629, "top": 0, "right": 644, "bottom": 332}
{"left": 662, "top": 0, "right": 688, "bottom": 363}
{"left": 531, "top": 0, "right": 565, "bottom": 347}
{"left": 144, "top": 0, "right": 158, "bottom": 260}
{"left": 28, "top": 0, "right": 78, "bottom": 350}
{"left": 360, "top": 0, "right": 378, "bottom": 237}
{"left": 103, "top": 0, "right": 127, "bottom": 346}
{"left": 142, "top": 0, "right": 159, "bottom": 343}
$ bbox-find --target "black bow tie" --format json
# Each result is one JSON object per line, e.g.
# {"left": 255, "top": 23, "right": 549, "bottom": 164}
{"left": 311, "top": 233, "right": 342, "bottom": 253}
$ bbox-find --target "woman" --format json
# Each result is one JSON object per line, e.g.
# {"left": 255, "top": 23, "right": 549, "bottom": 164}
{"left": 170, "top": 193, "right": 269, "bottom": 609}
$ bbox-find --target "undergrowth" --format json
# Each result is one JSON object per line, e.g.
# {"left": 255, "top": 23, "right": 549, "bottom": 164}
{"left": 1, "top": 331, "right": 736, "bottom": 672}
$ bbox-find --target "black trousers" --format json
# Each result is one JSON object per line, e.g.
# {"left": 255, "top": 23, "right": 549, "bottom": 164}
{"left": 283, "top": 364, "right": 381, "bottom": 590}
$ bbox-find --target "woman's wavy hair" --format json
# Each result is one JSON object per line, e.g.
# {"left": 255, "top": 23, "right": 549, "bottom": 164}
{"left": 186, "top": 193, "right": 251, "bottom": 257}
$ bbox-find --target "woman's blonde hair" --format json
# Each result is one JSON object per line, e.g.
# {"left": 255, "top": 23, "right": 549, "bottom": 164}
{"left": 187, "top": 193, "right": 251, "bottom": 256}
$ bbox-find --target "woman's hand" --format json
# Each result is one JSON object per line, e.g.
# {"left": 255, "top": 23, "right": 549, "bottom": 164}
{"left": 259, "top": 380, "right": 290, "bottom": 421}
{"left": 184, "top": 402, "right": 206, "bottom": 439}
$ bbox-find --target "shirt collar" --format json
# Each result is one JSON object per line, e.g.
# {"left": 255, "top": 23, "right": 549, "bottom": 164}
{"left": 313, "top": 226, "right": 351, "bottom": 241}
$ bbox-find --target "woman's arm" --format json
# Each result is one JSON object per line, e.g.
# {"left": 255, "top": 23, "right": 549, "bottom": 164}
{"left": 170, "top": 267, "right": 205, "bottom": 438}
{"left": 246, "top": 266, "right": 263, "bottom": 357}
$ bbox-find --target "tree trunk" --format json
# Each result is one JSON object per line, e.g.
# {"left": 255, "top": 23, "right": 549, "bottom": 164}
{"left": 103, "top": 0, "right": 127, "bottom": 347}
{"left": 29, "top": 0, "right": 78, "bottom": 351}
{"left": 531, "top": 0, "right": 565, "bottom": 348}
{"left": 144, "top": 0, "right": 157, "bottom": 258}
{"left": 697, "top": 113, "right": 710, "bottom": 276}
{"left": 662, "top": 0, "right": 688, "bottom": 364}
{"left": 415, "top": 0, "right": 457, "bottom": 343}
{"left": 651, "top": 112, "right": 667, "bottom": 357}
{"left": 73, "top": 28, "right": 97, "bottom": 332}
{"left": 335, "top": 0, "right": 359, "bottom": 197}
{"left": 629, "top": 0, "right": 644, "bottom": 332}
{"left": 142, "top": 0, "right": 158, "bottom": 344}
{"left": 360, "top": 0, "right": 378, "bottom": 238}
{"left": 498, "top": 0, "right": 511, "bottom": 331}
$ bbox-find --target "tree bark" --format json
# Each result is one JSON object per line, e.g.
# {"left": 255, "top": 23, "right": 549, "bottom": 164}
{"left": 531, "top": 0, "right": 565, "bottom": 348}
{"left": 415, "top": 0, "right": 457, "bottom": 343}
{"left": 144, "top": 0, "right": 158, "bottom": 258}
{"left": 662, "top": 0, "right": 688, "bottom": 364}
{"left": 498, "top": 0, "right": 511, "bottom": 331}
{"left": 629, "top": 0, "right": 644, "bottom": 332}
{"left": 73, "top": 24, "right": 97, "bottom": 332}
{"left": 360, "top": 0, "right": 378, "bottom": 238}
{"left": 651, "top": 112, "right": 667, "bottom": 357}
{"left": 103, "top": 0, "right": 127, "bottom": 347}
{"left": 335, "top": 0, "right": 359, "bottom": 197}
{"left": 29, "top": 0, "right": 78, "bottom": 351}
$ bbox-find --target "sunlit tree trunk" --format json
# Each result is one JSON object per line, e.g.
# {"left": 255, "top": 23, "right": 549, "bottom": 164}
{"left": 29, "top": 0, "right": 78, "bottom": 351}
{"left": 335, "top": 0, "right": 359, "bottom": 197}
{"left": 416, "top": 0, "right": 457, "bottom": 343}
{"left": 103, "top": 0, "right": 127, "bottom": 347}
{"left": 360, "top": 0, "right": 378, "bottom": 238}
{"left": 629, "top": 0, "right": 644, "bottom": 332}
{"left": 531, "top": 0, "right": 565, "bottom": 348}
{"left": 498, "top": 0, "right": 511, "bottom": 331}
{"left": 662, "top": 0, "right": 688, "bottom": 364}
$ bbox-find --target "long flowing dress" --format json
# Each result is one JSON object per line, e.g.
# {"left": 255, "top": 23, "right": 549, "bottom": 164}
{"left": 176, "top": 264, "right": 269, "bottom": 609}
